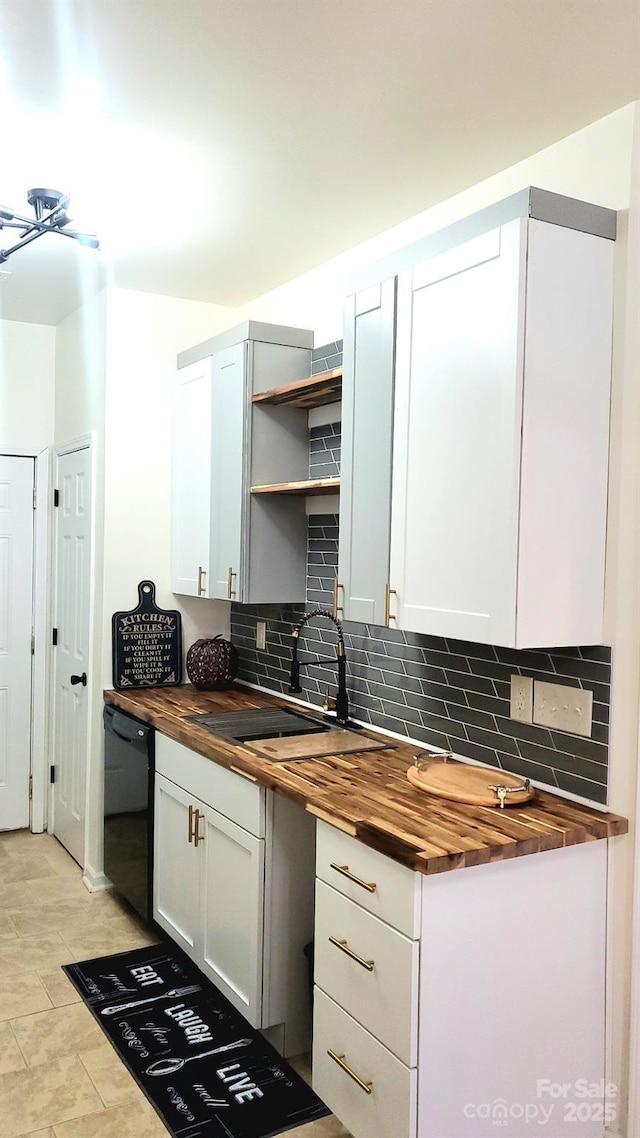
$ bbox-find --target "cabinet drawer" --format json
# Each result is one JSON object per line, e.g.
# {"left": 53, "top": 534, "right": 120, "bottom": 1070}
{"left": 156, "top": 733, "right": 265, "bottom": 836}
{"left": 315, "top": 880, "right": 418, "bottom": 1065}
{"left": 313, "top": 987, "right": 416, "bottom": 1138}
{"left": 316, "top": 821, "right": 420, "bottom": 936}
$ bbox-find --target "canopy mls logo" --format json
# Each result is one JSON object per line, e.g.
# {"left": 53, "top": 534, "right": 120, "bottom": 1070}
{"left": 463, "top": 1079, "right": 618, "bottom": 1127}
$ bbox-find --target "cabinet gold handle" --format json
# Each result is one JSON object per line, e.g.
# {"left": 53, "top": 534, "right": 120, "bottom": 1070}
{"left": 328, "top": 936, "right": 375, "bottom": 971}
{"left": 194, "top": 808, "right": 205, "bottom": 846}
{"left": 227, "top": 567, "right": 237, "bottom": 599}
{"left": 332, "top": 578, "right": 345, "bottom": 618}
{"left": 188, "top": 804, "right": 195, "bottom": 844}
{"left": 327, "top": 1050, "right": 373, "bottom": 1095}
{"left": 197, "top": 566, "right": 206, "bottom": 596}
{"left": 384, "top": 583, "right": 398, "bottom": 626}
{"left": 329, "top": 862, "right": 377, "bottom": 893}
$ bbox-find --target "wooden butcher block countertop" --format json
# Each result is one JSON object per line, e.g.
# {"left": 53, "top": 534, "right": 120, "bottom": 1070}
{"left": 104, "top": 683, "right": 628, "bottom": 876}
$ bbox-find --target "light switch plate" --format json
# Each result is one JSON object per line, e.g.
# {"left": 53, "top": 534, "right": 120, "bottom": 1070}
{"left": 510, "top": 675, "right": 533, "bottom": 723}
{"left": 533, "top": 680, "right": 593, "bottom": 737}
{"left": 256, "top": 621, "right": 266, "bottom": 650}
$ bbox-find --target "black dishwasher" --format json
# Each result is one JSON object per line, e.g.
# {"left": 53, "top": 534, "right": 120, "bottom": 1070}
{"left": 103, "top": 705, "right": 154, "bottom": 923}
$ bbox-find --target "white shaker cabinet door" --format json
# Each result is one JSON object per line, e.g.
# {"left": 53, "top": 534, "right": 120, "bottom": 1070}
{"left": 390, "top": 219, "right": 526, "bottom": 646}
{"left": 171, "top": 359, "right": 212, "bottom": 597}
{"left": 153, "top": 773, "right": 201, "bottom": 957}
{"left": 198, "top": 804, "right": 265, "bottom": 1027}
{"left": 210, "top": 342, "right": 247, "bottom": 601}
{"left": 339, "top": 280, "right": 396, "bottom": 625}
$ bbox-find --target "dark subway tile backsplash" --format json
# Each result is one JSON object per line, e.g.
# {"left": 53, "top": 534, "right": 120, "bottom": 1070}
{"left": 311, "top": 340, "right": 343, "bottom": 375}
{"left": 230, "top": 338, "right": 610, "bottom": 805}
{"left": 231, "top": 600, "right": 611, "bottom": 804}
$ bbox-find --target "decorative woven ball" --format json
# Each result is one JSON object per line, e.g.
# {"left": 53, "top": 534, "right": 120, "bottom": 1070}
{"left": 186, "top": 635, "right": 239, "bottom": 690}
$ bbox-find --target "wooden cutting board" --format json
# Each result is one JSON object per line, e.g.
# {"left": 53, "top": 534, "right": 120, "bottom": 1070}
{"left": 243, "top": 729, "right": 390, "bottom": 762}
{"left": 407, "top": 760, "right": 534, "bottom": 807}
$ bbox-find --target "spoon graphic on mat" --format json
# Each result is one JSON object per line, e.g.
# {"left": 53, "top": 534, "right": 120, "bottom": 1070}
{"left": 100, "top": 984, "right": 202, "bottom": 1015}
{"left": 146, "top": 1037, "right": 253, "bottom": 1076}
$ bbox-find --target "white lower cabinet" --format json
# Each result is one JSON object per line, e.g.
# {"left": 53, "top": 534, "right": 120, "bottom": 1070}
{"left": 153, "top": 734, "right": 315, "bottom": 1053}
{"left": 313, "top": 821, "right": 608, "bottom": 1138}
{"left": 314, "top": 880, "right": 419, "bottom": 1066}
{"left": 314, "top": 822, "right": 420, "bottom": 1138}
{"left": 313, "top": 987, "right": 418, "bottom": 1138}
{"left": 154, "top": 775, "right": 202, "bottom": 958}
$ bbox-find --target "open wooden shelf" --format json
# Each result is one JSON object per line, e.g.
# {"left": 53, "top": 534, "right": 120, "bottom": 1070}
{"left": 252, "top": 367, "right": 342, "bottom": 409}
{"left": 251, "top": 477, "right": 340, "bottom": 497}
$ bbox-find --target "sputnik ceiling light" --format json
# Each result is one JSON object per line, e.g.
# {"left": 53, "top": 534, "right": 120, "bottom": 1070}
{"left": 0, "top": 188, "right": 99, "bottom": 264}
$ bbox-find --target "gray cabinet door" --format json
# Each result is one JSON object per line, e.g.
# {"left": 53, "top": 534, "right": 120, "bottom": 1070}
{"left": 210, "top": 342, "right": 247, "bottom": 600}
{"left": 339, "top": 280, "right": 396, "bottom": 625}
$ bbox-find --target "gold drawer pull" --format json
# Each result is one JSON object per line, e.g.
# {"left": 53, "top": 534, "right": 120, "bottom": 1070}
{"left": 194, "top": 808, "right": 205, "bottom": 846}
{"left": 197, "top": 565, "right": 206, "bottom": 596}
{"left": 329, "top": 862, "right": 377, "bottom": 893}
{"left": 329, "top": 936, "right": 375, "bottom": 971}
{"left": 327, "top": 1049, "right": 373, "bottom": 1095}
{"left": 227, "top": 567, "right": 237, "bottom": 599}
{"left": 188, "top": 804, "right": 195, "bottom": 844}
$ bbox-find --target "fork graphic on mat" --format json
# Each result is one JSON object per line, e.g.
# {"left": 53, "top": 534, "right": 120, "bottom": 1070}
{"left": 100, "top": 984, "right": 202, "bottom": 1015}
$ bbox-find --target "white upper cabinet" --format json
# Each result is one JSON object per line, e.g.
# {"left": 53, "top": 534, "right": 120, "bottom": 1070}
{"left": 209, "top": 342, "right": 246, "bottom": 601}
{"left": 171, "top": 358, "right": 212, "bottom": 598}
{"left": 341, "top": 188, "right": 615, "bottom": 649}
{"left": 172, "top": 321, "right": 313, "bottom": 604}
{"left": 338, "top": 280, "right": 396, "bottom": 626}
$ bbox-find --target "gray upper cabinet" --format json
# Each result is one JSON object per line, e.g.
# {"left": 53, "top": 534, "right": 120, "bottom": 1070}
{"left": 338, "top": 280, "right": 396, "bottom": 625}
{"left": 172, "top": 321, "right": 313, "bottom": 604}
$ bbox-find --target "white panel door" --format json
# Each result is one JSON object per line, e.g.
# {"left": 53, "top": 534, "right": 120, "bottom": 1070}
{"left": 52, "top": 447, "right": 91, "bottom": 865}
{"left": 390, "top": 220, "right": 526, "bottom": 645}
{"left": 210, "top": 343, "right": 246, "bottom": 601}
{"left": 199, "top": 804, "right": 265, "bottom": 1025}
{"left": 0, "top": 456, "right": 34, "bottom": 831}
{"left": 339, "top": 280, "right": 396, "bottom": 625}
{"left": 171, "top": 359, "right": 212, "bottom": 597}
{"left": 153, "top": 773, "right": 201, "bottom": 956}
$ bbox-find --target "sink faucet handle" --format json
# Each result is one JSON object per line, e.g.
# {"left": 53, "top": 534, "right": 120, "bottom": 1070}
{"left": 323, "top": 692, "right": 337, "bottom": 713}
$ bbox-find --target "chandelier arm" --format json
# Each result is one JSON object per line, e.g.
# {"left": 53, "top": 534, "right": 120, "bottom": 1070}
{"left": 0, "top": 227, "right": 47, "bottom": 259}
{"left": 0, "top": 213, "right": 61, "bottom": 238}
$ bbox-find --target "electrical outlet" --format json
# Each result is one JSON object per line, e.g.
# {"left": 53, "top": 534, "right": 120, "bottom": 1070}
{"left": 510, "top": 675, "right": 533, "bottom": 723}
{"left": 533, "top": 681, "right": 593, "bottom": 737}
{"left": 256, "top": 621, "right": 266, "bottom": 650}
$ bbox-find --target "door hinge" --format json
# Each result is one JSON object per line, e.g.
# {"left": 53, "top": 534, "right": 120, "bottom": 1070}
{"left": 53, "top": 488, "right": 59, "bottom": 507}
{"left": 31, "top": 632, "right": 35, "bottom": 655}
{"left": 33, "top": 487, "right": 37, "bottom": 510}
{"left": 50, "top": 765, "right": 55, "bottom": 785}
{"left": 29, "top": 776, "right": 33, "bottom": 800}
{"left": 52, "top": 628, "right": 58, "bottom": 646}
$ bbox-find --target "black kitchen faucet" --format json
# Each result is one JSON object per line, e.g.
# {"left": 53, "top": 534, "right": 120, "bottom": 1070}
{"left": 288, "top": 608, "right": 351, "bottom": 727}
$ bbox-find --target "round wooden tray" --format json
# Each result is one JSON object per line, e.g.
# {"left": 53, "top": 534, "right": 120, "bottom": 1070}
{"left": 407, "top": 759, "right": 534, "bottom": 807}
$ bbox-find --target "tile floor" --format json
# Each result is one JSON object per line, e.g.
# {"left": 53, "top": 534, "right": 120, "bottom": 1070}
{"left": 0, "top": 829, "right": 351, "bottom": 1138}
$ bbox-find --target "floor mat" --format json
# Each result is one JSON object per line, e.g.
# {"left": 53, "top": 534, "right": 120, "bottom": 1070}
{"left": 63, "top": 942, "right": 329, "bottom": 1138}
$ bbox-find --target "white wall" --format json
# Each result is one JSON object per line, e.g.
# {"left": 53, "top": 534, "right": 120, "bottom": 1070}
{"left": 54, "top": 291, "right": 107, "bottom": 446}
{"left": 235, "top": 104, "right": 636, "bottom": 343}
{"left": 0, "top": 319, "right": 55, "bottom": 451}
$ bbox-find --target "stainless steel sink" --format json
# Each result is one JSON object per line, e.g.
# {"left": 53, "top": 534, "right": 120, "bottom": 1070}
{"left": 187, "top": 706, "right": 331, "bottom": 743}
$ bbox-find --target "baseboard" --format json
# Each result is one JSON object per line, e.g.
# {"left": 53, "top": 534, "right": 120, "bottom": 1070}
{"left": 82, "top": 865, "right": 113, "bottom": 892}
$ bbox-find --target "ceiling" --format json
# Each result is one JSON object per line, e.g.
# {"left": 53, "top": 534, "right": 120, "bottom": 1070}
{"left": 1, "top": 0, "right": 639, "bottom": 326}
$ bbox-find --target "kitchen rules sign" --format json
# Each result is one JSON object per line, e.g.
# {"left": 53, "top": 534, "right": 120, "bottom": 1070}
{"left": 112, "top": 581, "right": 182, "bottom": 689}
